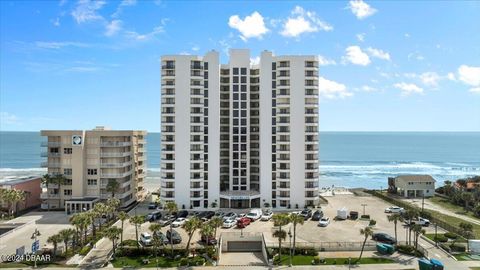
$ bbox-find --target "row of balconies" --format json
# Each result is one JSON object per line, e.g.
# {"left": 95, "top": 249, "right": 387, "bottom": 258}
{"left": 100, "top": 141, "right": 131, "bottom": 147}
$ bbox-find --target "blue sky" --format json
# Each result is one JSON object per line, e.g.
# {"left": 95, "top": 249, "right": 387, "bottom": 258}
{"left": 1, "top": 0, "right": 479, "bottom": 132}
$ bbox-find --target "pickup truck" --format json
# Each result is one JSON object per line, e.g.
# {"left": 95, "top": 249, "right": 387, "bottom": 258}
{"left": 406, "top": 217, "right": 430, "bottom": 227}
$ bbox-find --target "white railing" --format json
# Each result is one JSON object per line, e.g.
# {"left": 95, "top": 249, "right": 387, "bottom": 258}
{"left": 100, "top": 141, "right": 131, "bottom": 147}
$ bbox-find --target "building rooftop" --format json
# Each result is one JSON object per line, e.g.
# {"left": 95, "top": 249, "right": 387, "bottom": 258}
{"left": 395, "top": 174, "right": 436, "bottom": 183}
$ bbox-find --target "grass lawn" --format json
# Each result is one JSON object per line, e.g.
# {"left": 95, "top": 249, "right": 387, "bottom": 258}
{"left": 276, "top": 255, "right": 395, "bottom": 265}
{"left": 424, "top": 233, "right": 467, "bottom": 243}
{"left": 429, "top": 196, "right": 480, "bottom": 220}
{"left": 470, "top": 268, "right": 480, "bottom": 270}
{"left": 423, "top": 209, "right": 480, "bottom": 238}
{"left": 112, "top": 255, "right": 205, "bottom": 268}
{"left": 454, "top": 253, "right": 480, "bottom": 261}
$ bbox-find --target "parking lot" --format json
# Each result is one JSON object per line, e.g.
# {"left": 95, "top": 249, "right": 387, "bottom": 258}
{"left": 137, "top": 193, "right": 444, "bottom": 248}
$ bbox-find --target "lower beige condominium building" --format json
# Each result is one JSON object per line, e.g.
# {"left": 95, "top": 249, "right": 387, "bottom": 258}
{"left": 40, "top": 126, "right": 147, "bottom": 213}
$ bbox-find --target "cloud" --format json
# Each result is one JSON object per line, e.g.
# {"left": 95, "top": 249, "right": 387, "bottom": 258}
{"left": 447, "top": 72, "right": 456, "bottom": 81}
{"left": 360, "top": 85, "right": 379, "bottom": 92}
{"left": 393, "top": 82, "right": 424, "bottom": 96}
{"left": 35, "top": 41, "right": 91, "bottom": 49}
{"left": 52, "top": 17, "right": 61, "bottom": 27}
{"left": 191, "top": 45, "right": 200, "bottom": 52}
{"left": 318, "top": 55, "right": 336, "bottom": 66}
{"left": 408, "top": 51, "right": 424, "bottom": 61}
{"left": 280, "top": 6, "right": 332, "bottom": 38}
{"left": 469, "top": 87, "right": 480, "bottom": 94}
{"left": 228, "top": 11, "right": 269, "bottom": 41}
{"left": 112, "top": 0, "right": 137, "bottom": 18}
{"left": 124, "top": 19, "right": 167, "bottom": 41}
{"left": 344, "top": 46, "right": 370, "bottom": 66}
{"left": 366, "top": 47, "right": 390, "bottom": 61}
{"left": 356, "top": 33, "right": 365, "bottom": 42}
{"left": 318, "top": 77, "right": 353, "bottom": 99}
{"left": 105, "top": 20, "right": 122, "bottom": 36}
{"left": 457, "top": 65, "right": 480, "bottom": 87}
{"left": 71, "top": 0, "right": 106, "bottom": 24}
{"left": 419, "top": 72, "right": 441, "bottom": 87}
{"left": 347, "top": 0, "right": 377, "bottom": 19}
{"left": 0, "top": 112, "right": 19, "bottom": 125}
{"left": 250, "top": 56, "right": 260, "bottom": 65}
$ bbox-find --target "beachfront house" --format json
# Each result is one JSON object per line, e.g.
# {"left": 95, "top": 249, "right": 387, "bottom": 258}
{"left": 389, "top": 175, "right": 436, "bottom": 198}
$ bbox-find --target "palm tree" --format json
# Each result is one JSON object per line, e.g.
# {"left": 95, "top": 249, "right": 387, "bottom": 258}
{"left": 41, "top": 174, "right": 51, "bottom": 211}
{"left": 106, "top": 179, "right": 120, "bottom": 198}
{"left": 164, "top": 201, "right": 178, "bottom": 257}
{"left": 272, "top": 213, "right": 290, "bottom": 265}
{"left": 47, "top": 234, "right": 62, "bottom": 259}
{"left": 358, "top": 226, "right": 373, "bottom": 263}
{"left": 209, "top": 216, "right": 223, "bottom": 240}
{"left": 129, "top": 215, "right": 145, "bottom": 247}
{"left": 104, "top": 227, "right": 122, "bottom": 258}
{"left": 200, "top": 223, "right": 215, "bottom": 247}
{"left": 69, "top": 214, "right": 82, "bottom": 247}
{"left": 82, "top": 212, "right": 93, "bottom": 244}
{"left": 412, "top": 224, "right": 426, "bottom": 251}
{"left": 404, "top": 209, "right": 419, "bottom": 245}
{"left": 461, "top": 192, "right": 473, "bottom": 210}
{"left": 149, "top": 223, "right": 164, "bottom": 267}
{"left": 289, "top": 213, "right": 304, "bottom": 255}
{"left": 92, "top": 203, "right": 105, "bottom": 237}
{"left": 459, "top": 222, "right": 474, "bottom": 252}
{"left": 183, "top": 217, "right": 201, "bottom": 255}
{"left": 53, "top": 174, "right": 67, "bottom": 209}
{"left": 58, "top": 228, "right": 75, "bottom": 255}
{"left": 387, "top": 213, "right": 404, "bottom": 243}
{"left": 118, "top": 211, "right": 129, "bottom": 245}
{"left": 106, "top": 198, "right": 121, "bottom": 220}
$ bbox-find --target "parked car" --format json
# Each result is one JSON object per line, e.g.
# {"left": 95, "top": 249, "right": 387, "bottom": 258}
{"left": 153, "top": 231, "right": 170, "bottom": 245}
{"left": 349, "top": 211, "right": 359, "bottom": 220}
{"left": 311, "top": 210, "right": 324, "bottom": 221}
{"left": 299, "top": 209, "right": 313, "bottom": 220}
{"left": 407, "top": 217, "right": 430, "bottom": 227}
{"left": 385, "top": 206, "right": 405, "bottom": 214}
{"left": 148, "top": 203, "right": 158, "bottom": 210}
{"left": 260, "top": 210, "right": 273, "bottom": 221}
{"left": 223, "top": 212, "right": 237, "bottom": 221}
{"left": 214, "top": 211, "right": 225, "bottom": 219}
{"left": 146, "top": 211, "right": 162, "bottom": 222}
{"left": 246, "top": 209, "right": 262, "bottom": 221}
{"left": 177, "top": 210, "right": 189, "bottom": 218}
{"left": 372, "top": 233, "right": 396, "bottom": 244}
{"left": 172, "top": 217, "right": 187, "bottom": 227}
{"left": 166, "top": 229, "right": 182, "bottom": 244}
{"left": 200, "top": 234, "right": 217, "bottom": 245}
{"left": 158, "top": 215, "right": 175, "bottom": 226}
{"left": 235, "top": 213, "right": 246, "bottom": 221}
{"left": 318, "top": 217, "right": 330, "bottom": 227}
{"left": 237, "top": 217, "right": 251, "bottom": 228}
{"left": 201, "top": 211, "right": 215, "bottom": 221}
{"left": 222, "top": 218, "right": 236, "bottom": 228}
{"left": 140, "top": 232, "right": 153, "bottom": 246}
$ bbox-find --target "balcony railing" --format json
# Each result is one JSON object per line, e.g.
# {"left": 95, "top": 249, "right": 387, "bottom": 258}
{"left": 41, "top": 152, "right": 61, "bottom": 157}
{"left": 100, "top": 141, "right": 131, "bottom": 147}
{"left": 41, "top": 162, "right": 61, "bottom": 168}
{"left": 41, "top": 142, "right": 61, "bottom": 147}
{"left": 100, "top": 161, "right": 132, "bottom": 168}
{"left": 100, "top": 171, "right": 132, "bottom": 178}
{"left": 40, "top": 193, "right": 60, "bottom": 199}
{"left": 100, "top": 152, "right": 131, "bottom": 157}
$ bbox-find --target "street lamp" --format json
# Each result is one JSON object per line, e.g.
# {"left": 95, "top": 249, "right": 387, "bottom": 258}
{"left": 288, "top": 228, "right": 292, "bottom": 267}
{"left": 361, "top": 204, "right": 367, "bottom": 216}
{"left": 31, "top": 228, "right": 41, "bottom": 268}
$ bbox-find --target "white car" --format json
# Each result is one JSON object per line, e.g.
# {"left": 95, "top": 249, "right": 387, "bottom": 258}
{"left": 260, "top": 211, "right": 273, "bottom": 221}
{"left": 172, "top": 218, "right": 187, "bottom": 227}
{"left": 408, "top": 217, "right": 430, "bottom": 226}
{"left": 318, "top": 217, "right": 330, "bottom": 227}
{"left": 384, "top": 206, "right": 405, "bottom": 213}
{"left": 235, "top": 213, "right": 246, "bottom": 221}
{"left": 222, "top": 218, "right": 236, "bottom": 228}
{"left": 140, "top": 232, "right": 152, "bottom": 246}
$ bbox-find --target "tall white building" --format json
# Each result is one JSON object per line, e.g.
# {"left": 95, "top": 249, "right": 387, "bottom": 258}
{"left": 160, "top": 49, "right": 319, "bottom": 209}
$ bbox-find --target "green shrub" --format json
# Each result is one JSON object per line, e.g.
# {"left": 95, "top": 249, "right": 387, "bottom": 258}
{"left": 439, "top": 243, "right": 451, "bottom": 253}
{"left": 361, "top": 214, "right": 370, "bottom": 219}
{"left": 434, "top": 235, "right": 448, "bottom": 243}
{"left": 444, "top": 232, "right": 458, "bottom": 239}
{"left": 121, "top": 239, "right": 138, "bottom": 247}
{"left": 79, "top": 246, "right": 91, "bottom": 255}
{"left": 312, "top": 256, "right": 321, "bottom": 265}
{"left": 369, "top": 220, "right": 377, "bottom": 226}
{"left": 396, "top": 244, "right": 423, "bottom": 257}
{"left": 179, "top": 258, "right": 188, "bottom": 266}
{"left": 449, "top": 243, "right": 466, "bottom": 252}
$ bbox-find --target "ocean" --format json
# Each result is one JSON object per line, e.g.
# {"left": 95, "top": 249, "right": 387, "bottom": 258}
{"left": 0, "top": 131, "right": 479, "bottom": 189}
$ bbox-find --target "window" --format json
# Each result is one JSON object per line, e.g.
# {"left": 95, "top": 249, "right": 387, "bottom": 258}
{"left": 87, "top": 179, "right": 97, "bottom": 186}
{"left": 233, "top": 68, "right": 239, "bottom": 75}
{"left": 87, "top": 169, "right": 97, "bottom": 175}
{"left": 64, "top": 189, "right": 72, "bottom": 196}
{"left": 64, "top": 168, "right": 72, "bottom": 175}
{"left": 64, "top": 148, "right": 72, "bottom": 154}
{"left": 241, "top": 68, "right": 247, "bottom": 75}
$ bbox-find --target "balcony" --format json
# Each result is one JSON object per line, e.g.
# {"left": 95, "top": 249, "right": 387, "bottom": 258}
{"left": 100, "top": 161, "right": 132, "bottom": 168}
{"left": 100, "top": 171, "right": 132, "bottom": 178}
{"left": 100, "top": 141, "right": 131, "bottom": 147}
{"left": 40, "top": 193, "right": 59, "bottom": 199}
{"left": 41, "top": 152, "right": 61, "bottom": 157}
{"left": 41, "top": 162, "right": 61, "bottom": 168}
{"left": 100, "top": 152, "right": 131, "bottom": 157}
{"left": 41, "top": 142, "right": 61, "bottom": 147}
{"left": 137, "top": 155, "right": 146, "bottom": 161}
{"left": 137, "top": 139, "right": 146, "bottom": 144}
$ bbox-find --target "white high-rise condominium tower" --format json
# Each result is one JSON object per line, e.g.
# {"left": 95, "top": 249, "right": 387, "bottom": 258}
{"left": 160, "top": 49, "right": 319, "bottom": 209}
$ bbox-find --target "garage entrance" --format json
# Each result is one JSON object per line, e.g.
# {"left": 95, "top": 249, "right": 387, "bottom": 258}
{"left": 227, "top": 241, "right": 262, "bottom": 252}
{"left": 219, "top": 232, "right": 268, "bottom": 266}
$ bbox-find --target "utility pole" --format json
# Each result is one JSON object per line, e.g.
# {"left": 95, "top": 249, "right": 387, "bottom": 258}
{"left": 421, "top": 193, "right": 425, "bottom": 215}
{"left": 361, "top": 204, "right": 367, "bottom": 216}
{"left": 31, "top": 228, "right": 41, "bottom": 269}
{"left": 288, "top": 228, "right": 292, "bottom": 267}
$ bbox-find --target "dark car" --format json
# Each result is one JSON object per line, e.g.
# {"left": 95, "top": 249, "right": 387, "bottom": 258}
{"left": 201, "top": 211, "right": 215, "bottom": 221}
{"left": 166, "top": 229, "right": 182, "bottom": 244}
{"left": 311, "top": 210, "right": 324, "bottom": 221}
{"left": 349, "top": 211, "right": 359, "bottom": 220}
{"left": 153, "top": 231, "right": 170, "bottom": 245}
{"left": 158, "top": 215, "right": 175, "bottom": 226}
{"left": 177, "top": 210, "right": 189, "bottom": 218}
{"left": 146, "top": 211, "right": 162, "bottom": 222}
{"left": 372, "top": 233, "right": 396, "bottom": 244}
{"left": 148, "top": 203, "right": 158, "bottom": 210}
{"left": 299, "top": 209, "right": 313, "bottom": 220}
{"left": 200, "top": 235, "right": 217, "bottom": 245}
